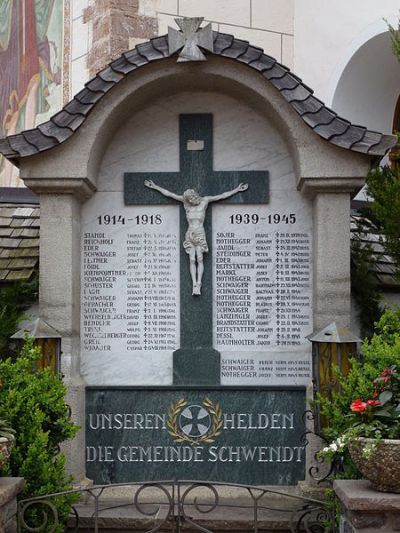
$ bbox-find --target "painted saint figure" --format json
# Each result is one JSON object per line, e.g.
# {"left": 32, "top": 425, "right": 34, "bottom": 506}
{"left": 144, "top": 180, "right": 248, "bottom": 295}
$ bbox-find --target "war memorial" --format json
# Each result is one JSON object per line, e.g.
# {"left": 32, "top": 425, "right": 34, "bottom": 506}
{"left": 0, "top": 17, "right": 396, "bottom": 531}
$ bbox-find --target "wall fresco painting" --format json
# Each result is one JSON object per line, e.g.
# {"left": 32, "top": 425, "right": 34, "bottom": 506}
{"left": 0, "top": 0, "right": 63, "bottom": 187}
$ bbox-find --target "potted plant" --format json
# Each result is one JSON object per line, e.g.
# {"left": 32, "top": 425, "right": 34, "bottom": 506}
{"left": 319, "top": 365, "right": 400, "bottom": 492}
{"left": 0, "top": 418, "right": 15, "bottom": 469}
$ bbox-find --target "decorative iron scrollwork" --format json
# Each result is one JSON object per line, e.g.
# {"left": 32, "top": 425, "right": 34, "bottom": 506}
{"left": 17, "top": 480, "right": 332, "bottom": 532}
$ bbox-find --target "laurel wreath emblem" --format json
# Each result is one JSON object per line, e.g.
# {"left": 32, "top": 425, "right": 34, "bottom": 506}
{"left": 167, "top": 397, "right": 223, "bottom": 445}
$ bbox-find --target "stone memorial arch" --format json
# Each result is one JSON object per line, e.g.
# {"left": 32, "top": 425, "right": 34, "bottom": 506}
{"left": 0, "top": 19, "right": 395, "bottom": 485}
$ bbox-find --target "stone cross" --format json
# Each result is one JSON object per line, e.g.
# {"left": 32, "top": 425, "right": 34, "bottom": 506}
{"left": 124, "top": 114, "right": 269, "bottom": 385}
{"left": 168, "top": 17, "right": 214, "bottom": 62}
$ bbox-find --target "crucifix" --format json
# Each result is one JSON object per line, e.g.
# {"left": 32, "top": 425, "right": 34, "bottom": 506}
{"left": 124, "top": 114, "right": 269, "bottom": 385}
{"left": 144, "top": 179, "right": 248, "bottom": 295}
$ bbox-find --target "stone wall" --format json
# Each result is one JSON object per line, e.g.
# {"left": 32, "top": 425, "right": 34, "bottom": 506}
{"left": 334, "top": 480, "right": 400, "bottom": 532}
{"left": 157, "top": 0, "right": 294, "bottom": 69}
{"left": 70, "top": 0, "right": 295, "bottom": 98}
{"left": 83, "top": 0, "right": 158, "bottom": 77}
{"left": 0, "top": 478, "right": 24, "bottom": 533}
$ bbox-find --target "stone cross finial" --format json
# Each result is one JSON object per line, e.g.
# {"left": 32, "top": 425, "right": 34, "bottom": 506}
{"left": 168, "top": 17, "right": 214, "bottom": 62}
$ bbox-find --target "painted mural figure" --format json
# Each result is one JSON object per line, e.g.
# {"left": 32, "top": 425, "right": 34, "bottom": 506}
{"left": 0, "top": 0, "right": 61, "bottom": 186}
{"left": 144, "top": 179, "right": 248, "bottom": 295}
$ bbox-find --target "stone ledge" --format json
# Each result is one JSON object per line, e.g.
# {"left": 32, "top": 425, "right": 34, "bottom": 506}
{"left": 0, "top": 478, "right": 24, "bottom": 508}
{"left": 23, "top": 177, "right": 96, "bottom": 202}
{"left": 298, "top": 176, "right": 365, "bottom": 196}
{"left": 334, "top": 480, "right": 400, "bottom": 512}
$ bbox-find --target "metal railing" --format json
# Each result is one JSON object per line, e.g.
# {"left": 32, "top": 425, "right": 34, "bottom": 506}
{"left": 18, "top": 479, "right": 333, "bottom": 533}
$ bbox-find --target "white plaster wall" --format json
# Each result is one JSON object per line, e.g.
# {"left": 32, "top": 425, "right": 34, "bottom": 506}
{"left": 70, "top": 0, "right": 90, "bottom": 98}
{"left": 156, "top": 0, "right": 294, "bottom": 68}
{"left": 69, "top": 0, "right": 295, "bottom": 101}
{"left": 382, "top": 291, "right": 400, "bottom": 310}
{"left": 294, "top": 0, "right": 400, "bottom": 107}
{"left": 80, "top": 91, "right": 312, "bottom": 385}
{"left": 332, "top": 31, "right": 400, "bottom": 134}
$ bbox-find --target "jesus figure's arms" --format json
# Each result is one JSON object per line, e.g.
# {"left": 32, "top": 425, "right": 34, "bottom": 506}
{"left": 144, "top": 180, "right": 184, "bottom": 202}
{"left": 205, "top": 183, "right": 248, "bottom": 203}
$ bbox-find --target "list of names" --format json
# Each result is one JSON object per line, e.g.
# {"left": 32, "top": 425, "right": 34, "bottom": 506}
{"left": 213, "top": 205, "right": 313, "bottom": 385}
{"left": 81, "top": 207, "right": 180, "bottom": 371}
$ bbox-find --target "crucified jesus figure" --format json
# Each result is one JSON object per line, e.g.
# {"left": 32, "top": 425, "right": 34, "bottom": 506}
{"left": 144, "top": 180, "right": 248, "bottom": 295}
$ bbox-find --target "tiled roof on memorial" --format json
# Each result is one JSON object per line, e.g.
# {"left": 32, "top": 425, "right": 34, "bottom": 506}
{"left": 0, "top": 32, "right": 396, "bottom": 163}
{"left": 0, "top": 190, "right": 39, "bottom": 282}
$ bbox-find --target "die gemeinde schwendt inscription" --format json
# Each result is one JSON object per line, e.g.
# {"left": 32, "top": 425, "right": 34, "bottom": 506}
{"left": 86, "top": 389, "right": 306, "bottom": 485}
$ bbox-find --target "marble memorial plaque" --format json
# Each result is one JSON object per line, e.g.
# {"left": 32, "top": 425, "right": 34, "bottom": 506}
{"left": 86, "top": 388, "right": 306, "bottom": 485}
{"left": 81, "top": 199, "right": 180, "bottom": 385}
{"left": 213, "top": 204, "right": 313, "bottom": 386}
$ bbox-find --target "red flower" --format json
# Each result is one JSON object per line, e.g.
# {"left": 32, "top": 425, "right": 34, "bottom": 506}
{"left": 350, "top": 399, "right": 367, "bottom": 412}
{"left": 367, "top": 399, "right": 380, "bottom": 407}
{"left": 380, "top": 368, "right": 393, "bottom": 382}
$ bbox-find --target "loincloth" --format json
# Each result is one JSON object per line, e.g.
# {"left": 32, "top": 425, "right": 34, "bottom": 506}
{"left": 183, "top": 228, "right": 209, "bottom": 254}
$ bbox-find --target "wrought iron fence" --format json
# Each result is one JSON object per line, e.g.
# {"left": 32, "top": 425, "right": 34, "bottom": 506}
{"left": 18, "top": 479, "right": 333, "bottom": 533}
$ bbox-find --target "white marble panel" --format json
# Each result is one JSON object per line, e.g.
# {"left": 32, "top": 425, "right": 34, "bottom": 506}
{"left": 81, "top": 193, "right": 180, "bottom": 385}
{"left": 97, "top": 92, "right": 296, "bottom": 193}
{"left": 221, "top": 352, "right": 312, "bottom": 386}
{"left": 86, "top": 91, "right": 311, "bottom": 388}
{"left": 213, "top": 192, "right": 313, "bottom": 386}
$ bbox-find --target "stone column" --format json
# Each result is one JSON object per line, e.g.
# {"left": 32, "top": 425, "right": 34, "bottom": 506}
{"left": 83, "top": 0, "right": 157, "bottom": 77}
{"left": 313, "top": 192, "right": 351, "bottom": 329}
{"left": 299, "top": 177, "right": 364, "bottom": 330}
{"left": 23, "top": 177, "right": 96, "bottom": 484}
{"left": 299, "top": 177, "right": 364, "bottom": 491}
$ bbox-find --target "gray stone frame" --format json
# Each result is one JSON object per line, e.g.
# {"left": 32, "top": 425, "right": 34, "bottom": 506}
{"left": 0, "top": 47, "right": 383, "bottom": 482}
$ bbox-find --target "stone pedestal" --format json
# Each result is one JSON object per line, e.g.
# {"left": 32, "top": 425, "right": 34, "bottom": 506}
{"left": 0, "top": 478, "right": 24, "bottom": 533}
{"left": 334, "top": 479, "right": 400, "bottom": 532}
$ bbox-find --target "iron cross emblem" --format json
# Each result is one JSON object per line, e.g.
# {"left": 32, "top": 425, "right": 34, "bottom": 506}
{"left": 168, "top": 17, "right": 214, "bottom": 62}
{"left": 179, "top": 405, "right": 211, "bottom": 437}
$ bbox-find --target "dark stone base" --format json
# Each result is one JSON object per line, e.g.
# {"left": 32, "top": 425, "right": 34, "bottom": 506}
{"left": 173, "top": 348, "right": 220, "bottom": 385}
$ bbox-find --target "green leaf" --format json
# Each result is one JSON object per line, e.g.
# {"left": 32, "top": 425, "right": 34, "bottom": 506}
{"left": 379, "top": 390, "right": 393, "bottom": 405}
{"left": 375, "top": 410, "right": 393, "bottom": 417}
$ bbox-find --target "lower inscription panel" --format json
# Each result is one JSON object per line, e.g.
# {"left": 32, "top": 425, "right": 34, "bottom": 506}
{"left": 86, "top": 387, "right": 306, "bottom": 485}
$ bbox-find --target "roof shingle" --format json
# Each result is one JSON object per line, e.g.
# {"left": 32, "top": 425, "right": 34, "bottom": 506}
{"left": 0, "top": 32, "right": 395, "bottom": 164}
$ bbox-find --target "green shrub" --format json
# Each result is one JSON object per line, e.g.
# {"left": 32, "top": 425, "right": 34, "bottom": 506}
{"left": 0, "top": 277, "right": 38, "bottom": 357}
{"left": 319, "top": 308, "right": 400, "bottom": 440}
{"left": 316, "top": 309, "right": 400, "bottom": 530}
{"left": 366, "top": 165, "right": 400, "bottom": 280}
{"left": 0, "top": 338, "right": 78, "bottom": 530}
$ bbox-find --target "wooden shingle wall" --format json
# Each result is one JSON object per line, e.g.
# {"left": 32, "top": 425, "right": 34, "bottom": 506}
{"left": 0, "top": 204, "right": 39, "bottom": 282}
{"left": 351, "top": 213, "right": 399, "bottom": 289}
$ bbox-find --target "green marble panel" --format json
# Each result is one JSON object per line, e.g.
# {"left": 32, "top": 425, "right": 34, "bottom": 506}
{"left": 86, "top": 387, "right": 306, "bottom": 485}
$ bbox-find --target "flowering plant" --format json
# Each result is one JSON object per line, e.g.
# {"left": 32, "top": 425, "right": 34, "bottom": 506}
{"left": 319, "top": 365, "right": 400, "bottom": 461}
